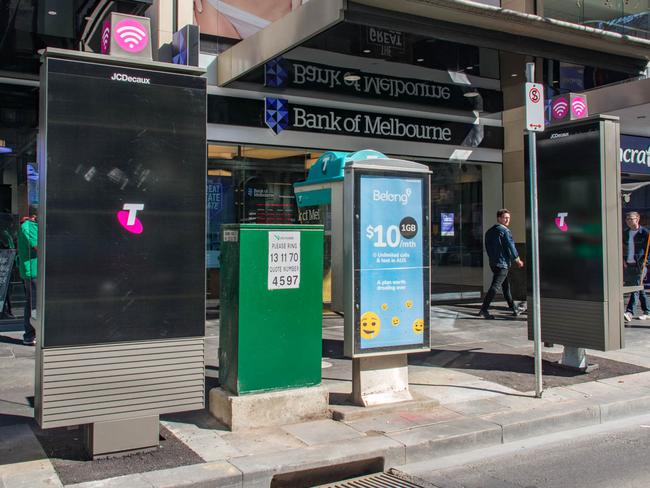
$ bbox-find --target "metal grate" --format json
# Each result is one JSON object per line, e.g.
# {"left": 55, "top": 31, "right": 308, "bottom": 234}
{"left": 314, "top": 471, "right": 427, "bottom": 488}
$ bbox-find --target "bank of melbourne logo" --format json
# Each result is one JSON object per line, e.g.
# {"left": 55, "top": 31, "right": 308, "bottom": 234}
{"left": 117, "top": 203, "right": 144, "bottom": 234}
{"left": 264, "top": 58, "right": 289, "bottom": 88}
{"left": 114, "top": 18, "right": 149, "bottom": 53}
{"left": 555, "top": 212, "right": 568, "bottom": 232}
{"left": 265, "top": 97, "right": 289, "bottom": 135}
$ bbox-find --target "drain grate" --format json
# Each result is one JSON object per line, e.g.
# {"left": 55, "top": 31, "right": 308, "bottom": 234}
{"left": 314, "top": 471, "right": 427, "bottom": 488}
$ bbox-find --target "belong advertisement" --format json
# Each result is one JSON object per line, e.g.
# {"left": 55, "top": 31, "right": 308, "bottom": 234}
{"left": 356, "top": 174, "right": 429, "bottom": 354}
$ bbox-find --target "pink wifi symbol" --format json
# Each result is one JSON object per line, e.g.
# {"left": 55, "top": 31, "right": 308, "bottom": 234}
{"left": 571, "top": 97, "right": 587, "bottom": 118}
{"left": 552, "top": 98, "right": 569, "bottom": 120}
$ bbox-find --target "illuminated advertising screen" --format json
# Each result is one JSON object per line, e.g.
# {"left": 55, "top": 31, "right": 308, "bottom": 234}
{"left": 42, "top": 58, "right": 206, "bottom": 347}
{"left": 353, "top": 171, "right": 430, "bottom": 355}
{"left": 536, "top": 122, "right": 603, "bottom": 301}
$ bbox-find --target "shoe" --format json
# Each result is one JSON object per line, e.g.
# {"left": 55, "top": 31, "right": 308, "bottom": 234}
{"left": 478, "top": 309, "right": 495, "bottom": 320}
{"left": 640, "top": 314, "right": 650, "bottom": 320}
{"left": 624, "top": 312, "right": 633, "bottom": 322}
{"left": 511, "top": 308, "right": 521, "bottom": 317}
{"left": 22, "top": 338, "right": 36, "bottom": 346}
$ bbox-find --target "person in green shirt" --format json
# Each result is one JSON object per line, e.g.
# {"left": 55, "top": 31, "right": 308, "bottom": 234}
{"left": 17, "top": 206, "right": 37, "bottom": 345}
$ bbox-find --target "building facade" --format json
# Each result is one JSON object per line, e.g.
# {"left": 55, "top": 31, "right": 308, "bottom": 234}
{"left": 0, "top": 0, "right": 648, "bottom": 313}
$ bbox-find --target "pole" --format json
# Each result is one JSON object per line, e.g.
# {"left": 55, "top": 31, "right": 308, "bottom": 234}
{"left": 526, "top": 62, "right": 543, "bottom": 398}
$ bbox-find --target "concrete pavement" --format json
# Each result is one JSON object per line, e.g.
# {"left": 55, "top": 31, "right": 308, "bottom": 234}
{"left": 3, "top": 302, "right": 650, "bottom": 487}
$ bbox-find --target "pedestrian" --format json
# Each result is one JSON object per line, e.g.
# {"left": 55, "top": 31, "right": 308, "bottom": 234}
{"left": 623, "top": 211, "right": 650, "bottom": 322}
{"left": 478, "top": 208, "right": 524, "bottom": 319}
{"left": 17, "top": 205, "right": 37, "bottom": 346}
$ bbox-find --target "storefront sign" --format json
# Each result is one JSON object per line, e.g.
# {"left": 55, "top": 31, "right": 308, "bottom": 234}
{"left": 366, "top": 26, "right": 406, "bottom": 53}
{"left": 261, "top": 97, "right": 502, "bottom": 148}
{"left": 268, "top": 231, "right": 301, "bottom": 290}
{"left": 264, "top": 58, "right": 502, "bottom": 113}
{"left": 620, "top": 134, "right": 650, "bottom": 175}
{"left": 356, "top": 172, "right": 429, "bottom": 353}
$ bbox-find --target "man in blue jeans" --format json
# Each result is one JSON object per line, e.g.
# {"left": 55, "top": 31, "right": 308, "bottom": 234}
{"left": 479, "top": 208, "right": 524, "bottom": 319}
{"left": 623, "top": 211, "right": 650, "bottom": 322}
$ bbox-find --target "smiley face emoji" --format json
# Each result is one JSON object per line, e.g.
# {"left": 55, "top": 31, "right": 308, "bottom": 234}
{"left": 392, "top": 316, "right": 400, "bottom": 327}
{"left": 412, "top": 319, "right": 424, "bottom": 334}
{"left": 381, "top": 303, "right": 388, "bottom": 311}
{"left": 360, "top": 312, "right": 381, "bottom": 339}
{"left": 405, "top": 300, "right": 413, "bottom": 309}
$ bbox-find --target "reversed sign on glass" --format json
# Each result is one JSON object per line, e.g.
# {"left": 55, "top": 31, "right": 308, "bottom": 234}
{"left": 359, "top": 175, "right": 426, "bottom": 350}
{"left": 268, "top": 231, "right": 301, "bottom": 290}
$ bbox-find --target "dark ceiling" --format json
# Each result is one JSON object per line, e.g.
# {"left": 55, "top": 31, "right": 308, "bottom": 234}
{"left": 0, "top": 0, "right": 152, "bottom": 76}
{"left": 0, "top": 0, "right": 152, "bottom": 165}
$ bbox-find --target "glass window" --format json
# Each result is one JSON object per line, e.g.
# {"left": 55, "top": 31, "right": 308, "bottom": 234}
{"left": 543, "top": 0, "right": 650, "bottom": 40}
{"left": 206, "top": 144, "right": 315, "bottom": 298}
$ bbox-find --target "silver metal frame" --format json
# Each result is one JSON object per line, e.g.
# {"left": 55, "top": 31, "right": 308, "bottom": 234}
{"left": 527, "top": 115, "right": 623, "bottom": 351}
{"left": 343, "top": 158, "right": 431, "bottom": 358}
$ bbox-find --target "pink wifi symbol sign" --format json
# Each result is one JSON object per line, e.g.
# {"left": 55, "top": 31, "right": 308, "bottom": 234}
{"left": 552, "top": 98, "right": 569, "bottom": 120}
{"left": 571, "top": 97, "right": 588, "bottom": 118}
{"left": 114, "top": 19, "right": 148, "bottom": 53}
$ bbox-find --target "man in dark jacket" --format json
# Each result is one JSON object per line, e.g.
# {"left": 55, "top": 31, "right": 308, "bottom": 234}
{"left": 479, "top": 208, "right": 524, "bottom": 319}
{"left": 623, "top": 211, "right": 650, "bottom": 322}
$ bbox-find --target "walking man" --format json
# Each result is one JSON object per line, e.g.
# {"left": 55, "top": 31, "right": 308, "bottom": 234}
{"left": 17, "top": 206, "right": 37, "bottom": 345}
{"left": 623, "top": 211, "right": 650, "bottom": 322}
{"left": 479, "top": 208, "right": 524, "bottom": 319}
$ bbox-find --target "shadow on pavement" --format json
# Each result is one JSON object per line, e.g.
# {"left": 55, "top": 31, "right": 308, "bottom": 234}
{"left": 410, "top": 349, "right": 649, "bottom": 391}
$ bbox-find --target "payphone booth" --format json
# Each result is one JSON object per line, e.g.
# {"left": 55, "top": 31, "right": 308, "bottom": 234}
{"left": 294, "top": 149, "right": 387, "bottom": 313}
{"left": 527, "top": 115, "right": 624, "bottom": 368}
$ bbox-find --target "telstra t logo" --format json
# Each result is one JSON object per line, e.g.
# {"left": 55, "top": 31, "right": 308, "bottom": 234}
{"left": 117, "top": 203, "right": 144, "bottom": 234}
{"left": 555, "top": 212, "right": 568, "bottom": 232}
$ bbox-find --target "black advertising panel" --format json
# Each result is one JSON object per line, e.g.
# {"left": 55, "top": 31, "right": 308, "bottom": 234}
{"left": 535, "top": 122, "right": 604, "bottom": 301}
{"left": 43, "top": 58, "right": 206, "bottom": 347}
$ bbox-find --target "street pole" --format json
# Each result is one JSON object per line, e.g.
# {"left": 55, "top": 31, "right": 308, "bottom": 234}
{"left": 526, "top": 62, "right": 543, "bottom": 398}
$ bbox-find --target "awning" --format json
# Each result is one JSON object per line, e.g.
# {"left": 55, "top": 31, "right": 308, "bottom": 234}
{"left": 217, "top": 0, "right": 650, "bottom": 87}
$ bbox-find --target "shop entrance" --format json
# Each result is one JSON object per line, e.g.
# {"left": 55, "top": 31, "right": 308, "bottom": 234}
{"left": 207, "top": 142, "right": 489, "bottom": 308}
{"left": 429, "top": 162, "right": 484, "bottom": 302}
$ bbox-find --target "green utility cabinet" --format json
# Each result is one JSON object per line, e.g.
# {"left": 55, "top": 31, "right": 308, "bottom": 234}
{"left": 219, "top": 224, "right": 324, "bottom": 395}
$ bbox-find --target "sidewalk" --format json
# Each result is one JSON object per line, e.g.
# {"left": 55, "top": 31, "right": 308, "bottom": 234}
{"left": 3, "top": 302, "right": 650, "bottom": 487}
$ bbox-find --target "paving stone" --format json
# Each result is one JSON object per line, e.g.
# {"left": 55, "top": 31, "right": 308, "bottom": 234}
{"left": 345, "top": 407, "right": 461, "bottom": 434}
{"left": 220, "top": 426, "right": 307, "bottom": 455}
{"left": 282, "top": 419, "right": 363, "bottom": 445}
{"left": 0, "top": 425, "right": 60, "bottom": 488}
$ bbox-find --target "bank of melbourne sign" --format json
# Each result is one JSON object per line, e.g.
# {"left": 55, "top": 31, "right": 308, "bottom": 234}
{"left": 263, "top": 58, "right": 502, "bottom": 113}
{"left": 263, "top": 97, "right": 502, "bottom": 148}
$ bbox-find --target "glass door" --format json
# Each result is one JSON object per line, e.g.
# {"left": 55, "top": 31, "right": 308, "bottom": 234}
{"left": 429, "top": 162, "right": 483, "bottom": 302}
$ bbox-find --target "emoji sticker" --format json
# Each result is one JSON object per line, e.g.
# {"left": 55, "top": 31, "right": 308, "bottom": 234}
{"left": 405, "top": 299, "right": 413, "bottom": 309}
{"left": 360, "top": 312, "right": 381, "bottom": 339}
{"left": 381, "top": 303, "right": 388, "bottom": 311}
{"left": 412, "top": 319, "right": 424, "bottom": 334}
{"left": 391, "top": 316, "right": 400, "bottom": 327}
